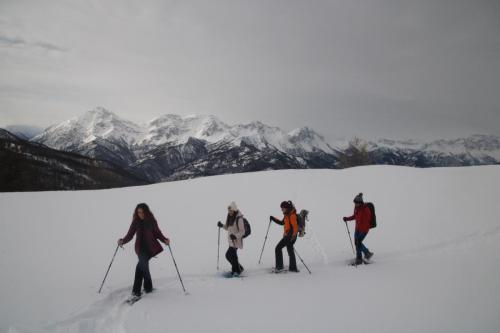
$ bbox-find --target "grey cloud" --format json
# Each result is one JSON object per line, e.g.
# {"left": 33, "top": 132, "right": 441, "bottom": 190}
{"left": 0, "top": 0, "right": 499, "bottom": 141}
{"left": 0, "top": 35, "right": 25, "bottom": 46}
{"left": 0, "top": 34, "right": 66, "bottom": 52}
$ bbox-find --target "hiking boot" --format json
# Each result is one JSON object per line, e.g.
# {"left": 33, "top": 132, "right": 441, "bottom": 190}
{"left": 288, "top": 268, "right": 300, "bottom": 273}
{"left": 232, "top": 272, "right": 241, "bottom": 277}
{"left": 350, "top": 258, "right": 363, "bottom": 266}
{"left": 365, "top": 251, "right": 374, "bottom": 260}
{"left": 272, "top": 267, "right": 285, "bottom": 274}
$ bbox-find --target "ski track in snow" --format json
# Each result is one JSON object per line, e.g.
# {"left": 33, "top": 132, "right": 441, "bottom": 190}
{"left": 43, "top": 288, "right": 132, "bottom": 333}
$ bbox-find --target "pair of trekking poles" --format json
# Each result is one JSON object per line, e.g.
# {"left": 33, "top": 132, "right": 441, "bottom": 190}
{"left": 217, "top": 218, "right": 312, "bottom": 274}
{"left": 98, "top": 244, "right": 187, "bottom": 294}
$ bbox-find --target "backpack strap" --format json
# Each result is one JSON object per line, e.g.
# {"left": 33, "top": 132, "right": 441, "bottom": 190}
{"left": 234, "top": 214, "right": 243, "bottom": 233}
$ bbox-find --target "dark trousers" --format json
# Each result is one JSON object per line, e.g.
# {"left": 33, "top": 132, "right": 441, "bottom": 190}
{"left": 225, "top": 247, "right": 242, "bottom": 273}
{"left": 132, "top": 253, "right": 152, "bottom": 295}
{"left": 275, "top": 236, "right": 297, "bottom": 271}
{"left": 354, "top": 231, "right": 370, "bottom": 260}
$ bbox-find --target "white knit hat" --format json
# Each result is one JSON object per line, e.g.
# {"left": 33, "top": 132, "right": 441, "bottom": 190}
{"left": 228, "top": 201, "right": 238, "bottom": 211}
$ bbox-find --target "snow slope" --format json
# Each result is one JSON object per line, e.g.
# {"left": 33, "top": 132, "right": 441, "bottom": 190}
{"left": 1, "top": 166, "right": 499, "bottom": 333}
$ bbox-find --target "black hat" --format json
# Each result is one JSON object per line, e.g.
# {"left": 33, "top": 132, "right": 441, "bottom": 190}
{"left": 353, "top": 193, "right": 364, "bottom": 204}
{"left": 280, "top": 201, "right": 292, "bottom": 209}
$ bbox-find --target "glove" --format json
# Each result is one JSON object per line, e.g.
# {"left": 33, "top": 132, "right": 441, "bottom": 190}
{"left": 343, "top": 217, "right": 347, "bottom": 222}
{"left": 217, "top": 221, "right": 223, "bottom": 228}
{"left": 117, "top": 238, "right": 124, "bottom": 246}
{"left": 230, "top": 234, "right": 237, "bottom": 241}
{"left": 270, "top": 215, "right": 273, "bottom": 221}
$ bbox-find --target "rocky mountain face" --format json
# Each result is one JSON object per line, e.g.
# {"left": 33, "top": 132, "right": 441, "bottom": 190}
{"left": 8, "top": 107, "right": 497, "bottom": 187}
{"left": 30, "top": 107, "right": 340, "bottom": 182}
{"left": 0, "top": 128, "right": 149, "bottom": 191}
{"left": 364, "top": 135, "right": 500, "bottom": 167}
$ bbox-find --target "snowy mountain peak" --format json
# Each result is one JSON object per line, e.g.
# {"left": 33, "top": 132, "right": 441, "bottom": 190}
{"left": 289, "top": 126, "right": 322, "bottom": 141}
{"left": 32, "top": 107, "right": 143, "bottom": 149}
{"left": 288, "top": 127, "right": 333, "bottom": 153}
{"left": 142, "top": 114, "right": 231, "bottom": 146}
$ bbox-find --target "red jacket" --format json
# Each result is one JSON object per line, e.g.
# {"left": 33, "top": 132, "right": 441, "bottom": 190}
{"left": 121, "top": 218, "right": 168, "bottom": 257}
{"left": 346, "top": 205, "right": 372, "bottom": 233}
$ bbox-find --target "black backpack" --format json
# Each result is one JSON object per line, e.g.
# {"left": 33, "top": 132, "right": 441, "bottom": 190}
{"left": 236, "top": 217, "right": 251, "bottom": 238}
{"left": 366, "top": 202, "right": 377, "bottom": 229}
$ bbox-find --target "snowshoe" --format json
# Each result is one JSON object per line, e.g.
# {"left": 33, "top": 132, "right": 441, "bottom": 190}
{"left": 349, "top": 258, "right": 366, "bottom": 266}
{"left": 125, "top": 294, "right": 141, "bottom": 305}
{"left": 221, "top": 271, "right": 242, "bottom": 278}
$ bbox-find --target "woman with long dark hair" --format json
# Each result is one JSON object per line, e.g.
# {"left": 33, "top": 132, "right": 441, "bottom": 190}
{"left": 118, "top": 203, "right": 169, "bottom": 299}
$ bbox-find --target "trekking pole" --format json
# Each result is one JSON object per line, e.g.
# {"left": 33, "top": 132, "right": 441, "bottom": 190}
{"left": 98, "top": 244, "right": 122, "bottom": 293}
{"left": 167, "top": 244, "right": 188, "bottom": 294}
{"left": 294, "top": 249, "right": 312, "bottom": 274}
{"left": 217, "top": 224, "right": 221, "bottom": 270}
{"left": 258, "top": 218, "right": 272, "bottom": 264}
{"left": 344, "top": 220, "right": 357, "bottom": 267}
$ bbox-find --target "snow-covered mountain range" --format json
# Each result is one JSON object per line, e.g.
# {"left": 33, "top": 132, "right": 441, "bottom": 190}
{"left": 14, "top": 106, "right": 499, "bottom": 184}
{"left": 33, "top": 107, "right": 335, "bottom": 154}
{"left": 29, "top": 107, "right": 339, "bottom": 181}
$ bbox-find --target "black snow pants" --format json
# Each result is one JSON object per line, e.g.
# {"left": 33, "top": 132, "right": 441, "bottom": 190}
{"left": 275, "top": 236, "right": 297, "bottom": 271}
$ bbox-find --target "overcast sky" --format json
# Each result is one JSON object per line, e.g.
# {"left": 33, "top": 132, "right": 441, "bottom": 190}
{"left": 1, "top": 0, "right": 499, "bottom": 141}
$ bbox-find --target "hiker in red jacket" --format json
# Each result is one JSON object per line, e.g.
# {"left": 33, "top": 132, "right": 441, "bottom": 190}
{"left": 343, "top": 193, "right": 374, "bottom": 265}
{"left": 118, "top": 203, "right": 169, "bottom": 297}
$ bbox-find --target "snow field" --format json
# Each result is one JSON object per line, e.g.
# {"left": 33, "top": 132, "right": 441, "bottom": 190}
{"left": 1, "top": 165, "right": 499, "bottom": 332}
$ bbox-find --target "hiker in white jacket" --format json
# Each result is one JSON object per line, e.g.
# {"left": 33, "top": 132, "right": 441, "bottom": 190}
{"left": 217, "top": 201, "right": 245, "bottom": 276}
